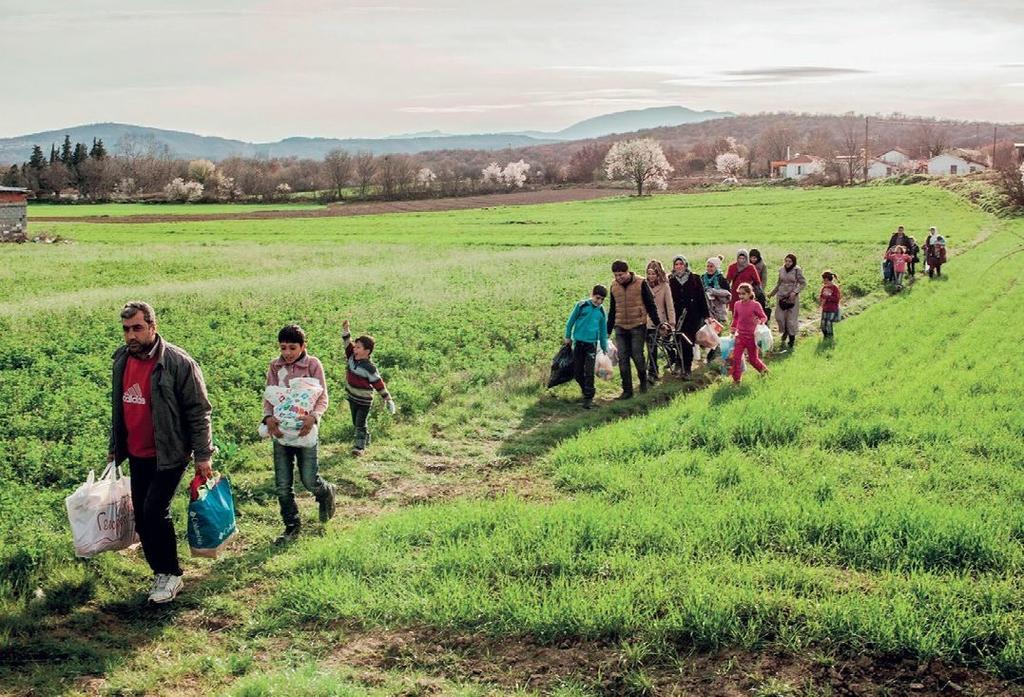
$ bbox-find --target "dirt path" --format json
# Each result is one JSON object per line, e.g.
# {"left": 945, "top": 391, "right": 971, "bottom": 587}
{"left": 31, "top": 188, "right": 624, "bottom": 224}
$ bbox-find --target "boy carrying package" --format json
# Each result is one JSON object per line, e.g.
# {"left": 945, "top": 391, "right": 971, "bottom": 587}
{"left": 563, "top": 284, "right": 609, "bottom": 409}
{"left": 261, "top": 324, "right": 337, "bottom": 543}
{"left": 342, "top": 319, "right": 396, "bottom": 456}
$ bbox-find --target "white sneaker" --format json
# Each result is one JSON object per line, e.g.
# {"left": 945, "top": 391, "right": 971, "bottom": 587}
{"left": 149, "top": 574, "right": 163, "bottom": 596}
{"left": 148, "top": 574, "right": 183, "bottom": 604}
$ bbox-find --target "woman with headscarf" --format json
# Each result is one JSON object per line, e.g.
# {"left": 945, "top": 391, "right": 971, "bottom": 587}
{"left": 644, "top": 260, "right": 676, "bottom": 383}
{"left": 702, "top": 257, "right": 731, "bottom": 324}
{"left": 748, "top": 248, "right": 771, "bottom": 322}
{"left": 668, "top": 255, "right": 709, "bottom": 378}
{"left": 748, "top": 249, "right": 768, "bottom": 291}
{"left": 725, "top": 249, "right": 762, "bottom": 313}
{"left": 767, "top": 253, "right": 806, "bottom": 352}
{"left": 924, "top": 226, "right": 947, "bottom": 277}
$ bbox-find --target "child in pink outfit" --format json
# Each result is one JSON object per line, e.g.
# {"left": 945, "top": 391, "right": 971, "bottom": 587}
{"left": 886, "top": 245, "right": 913, "bottom": 290}
{"left": 729, "top": 282, "right": 769, "bottom": 384}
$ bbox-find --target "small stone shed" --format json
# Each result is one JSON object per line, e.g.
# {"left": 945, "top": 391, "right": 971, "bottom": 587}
{"left": 0, "top": 186, "right": 29, "bottom": 235}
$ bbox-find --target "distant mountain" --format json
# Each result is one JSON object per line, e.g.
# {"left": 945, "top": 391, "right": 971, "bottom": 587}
{"left": 520, "top": 106, "right": 734, "bottom": 140}
{"left": 0, "top": 123, "right": 558, "bottom": 163}
{"left": 0, "top": 106, "right": 734, "bottom": 163}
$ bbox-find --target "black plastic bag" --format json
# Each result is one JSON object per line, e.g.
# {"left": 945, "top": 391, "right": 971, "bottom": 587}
{"left": 546, "top": 344, "right": 575, "bottom": 388}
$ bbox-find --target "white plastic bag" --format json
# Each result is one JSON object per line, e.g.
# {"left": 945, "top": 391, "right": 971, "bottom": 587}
{"left": 605, "top": 342, "right": 619, "bottom": 367}
{"left": 695, "top": 323, "right": 720, "bottom": 349}
{"left": 595, "top": 349, "right": 614, "bottom": 380}
{"left": 755, "top": 324, "right": 773, "bottom": 352}
{"left": 65, "top": 463, "right": 138, "bottom": 558}
{"left": 263, "top": 377, "right": 323, "bottom": 447}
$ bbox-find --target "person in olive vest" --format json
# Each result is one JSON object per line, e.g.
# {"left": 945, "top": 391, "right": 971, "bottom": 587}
{"left": 606, "top": 260, "right": 661, "bottom": 399}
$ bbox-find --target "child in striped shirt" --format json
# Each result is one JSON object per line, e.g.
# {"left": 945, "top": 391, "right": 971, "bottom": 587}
{"left": 342, "top": 319, "right": 396, "bottom": 455}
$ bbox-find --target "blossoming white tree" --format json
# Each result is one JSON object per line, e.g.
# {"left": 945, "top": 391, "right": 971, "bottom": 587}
{"left": 416, "top": 167, "right": 436, "bottom": 188}
{"left": 604, "top": 138, "right": 673, "bottom": 196}
{"left": 187, "top": 159, "right": 217, "bottom": 184}
{"left": 481, "top": 162, "right": 503, "bottom": 186}
{"left": 163, "top": 177, "right": 203, "bottom": 202}
{"left": 481, "top": 160, "right": 531, "bottom": 189}
{"left": 715, "top": 152, "right": 747, "bottom": 178}
{"left": 500, "top": 160, "right": 530, "bottom": 188}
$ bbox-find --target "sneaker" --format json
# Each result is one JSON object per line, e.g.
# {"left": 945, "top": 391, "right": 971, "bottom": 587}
{"left": 615, "top": 391, "right": 633, "bottom": 401}
{"left": 275, "top": 523, "right": 302, "bottom": 544}
{"left": 319, "top": 484, "right": 337, "bottom": 523}
{"left": 352, "top": 447, "right": 365, "bottom": 457}
{"left": 148, "top": 574, "right": 183, "bottom": 604}
{"left": 581, "top": 398, "right": 594, "bottom": 410}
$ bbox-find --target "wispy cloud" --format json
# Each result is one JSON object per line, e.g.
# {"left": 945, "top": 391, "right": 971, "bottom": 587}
{"left": 722, "top": 66, "right": 870, "bottom": 78}
{"left": 399, "top": 104, "right": 525, "bottom": 114}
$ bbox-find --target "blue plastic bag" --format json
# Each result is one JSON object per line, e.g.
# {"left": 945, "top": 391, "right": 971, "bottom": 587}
{"left": 187, "top": 474, "right": 237, "bottom": 558}
{"left": 719, "top": 336, "right": 735, "bottom": 361}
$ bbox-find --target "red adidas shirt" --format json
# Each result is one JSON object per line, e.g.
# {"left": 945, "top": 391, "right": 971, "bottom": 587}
{"left": 123, "top": 355, "right": 157, "bottom": 458}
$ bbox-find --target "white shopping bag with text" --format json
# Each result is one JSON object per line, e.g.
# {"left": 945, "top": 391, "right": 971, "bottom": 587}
{"left": 65, "top": 463, "right": 138, "bottom": 558}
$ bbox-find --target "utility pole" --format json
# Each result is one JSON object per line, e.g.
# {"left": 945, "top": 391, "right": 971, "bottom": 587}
{"left": 992, "top": 125, "right": 998, "bottom": 168}
{"left": 863, "top": 117, "right": 869, "bottom": 183}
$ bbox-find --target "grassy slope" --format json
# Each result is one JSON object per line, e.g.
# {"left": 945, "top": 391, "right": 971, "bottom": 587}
{"left": 0, "top": 186, "right": 1006, "bottom": 694}
{"left": 271, "top": 219, "right": 1024, "bottom": 676}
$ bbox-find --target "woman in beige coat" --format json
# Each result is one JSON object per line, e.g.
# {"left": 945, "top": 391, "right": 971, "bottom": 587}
{"left": 767, "top": 253, "right": 806, "bottom": 352}
{"left": 645, "top": 260, "right": 676, "bottom": 382}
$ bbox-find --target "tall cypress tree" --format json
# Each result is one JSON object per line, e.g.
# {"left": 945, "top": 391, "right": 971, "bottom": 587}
{"left": 49, "top": 143, "right": 58, "bottom": 164}
{"left": 71, "top": 142, "right": 88, "bottom": 168}
{"left": 89, "top": 137, "right": 107, "bottom": 160}
{"left": 60, "top": 135, "right": 72, "bottom": 165}
{"left": 29, "top": 145, "right": 46, "bottom": 171}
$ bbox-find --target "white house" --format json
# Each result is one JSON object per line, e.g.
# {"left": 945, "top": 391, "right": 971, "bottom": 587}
{"left": 771, "top": 154, "right": 825, "bottom": 180}
{"left": 877, "top": 148, "right": 913, "bottom": 166}
{"left": 867, "top": 158, "right": 898, "bottom": 179}
{"left": 927, "top": 152, "right": 988, "bottom": 176}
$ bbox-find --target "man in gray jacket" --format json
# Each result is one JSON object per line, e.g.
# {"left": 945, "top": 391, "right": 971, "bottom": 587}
{"left": 108, "top": 301, "right": 214, "bottom": 604}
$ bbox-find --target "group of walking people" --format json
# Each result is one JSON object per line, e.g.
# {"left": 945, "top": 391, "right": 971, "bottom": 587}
{"left": 883, "top": 225, "right": 948, "bottom": 290}
{"left": 564, "top": 248, "right": 838, "bottom": 406}
{"left": 106, "top": 301, "right": 395, "bottom": 604}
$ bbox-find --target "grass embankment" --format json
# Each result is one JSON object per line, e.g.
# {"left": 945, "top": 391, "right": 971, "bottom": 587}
{"left": 272, "top": 220, "right": 1024, "bottom": 677}
{"left": 0, "top": 185, "right": 1000, "bottom": 694}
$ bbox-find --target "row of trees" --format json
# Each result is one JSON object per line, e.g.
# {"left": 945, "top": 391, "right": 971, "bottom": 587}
{"left": 3, "top": 119, "right": 1018, "bottom": 202}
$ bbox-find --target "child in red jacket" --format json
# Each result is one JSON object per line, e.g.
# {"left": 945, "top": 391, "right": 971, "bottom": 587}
{"left": 886, "top": 245, "right": 913, "bottom": 290}
{"left": 729, "top": 282, "right": 769, "bottom": 384}
{"left": 819, "top": 271, "right": 841, "bottom": 338}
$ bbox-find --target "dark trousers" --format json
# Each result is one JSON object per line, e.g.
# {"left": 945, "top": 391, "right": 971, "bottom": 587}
{"left": 129, "top": 456, "right": 187, "bottom": 576}
{"left": 349, "top": 398, "right": 371, "bottom": 450}
{"left": 273, "top": 442, "right": 328, "bottom": 527}
{"left": 614, "top": 326, "right": 647, "bottom": 394}
{"left": 676, "top": 328, "right": 698, "bottom": 373}
{"left": 645, "top": 328, "right": 662, "bottom": 381}
{"left": 572, "top": 341, "right": 596, "bottom": 400}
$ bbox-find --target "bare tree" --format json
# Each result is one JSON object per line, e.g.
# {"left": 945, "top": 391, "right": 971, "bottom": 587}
{"left": 323, "top": 149, "right": 353, "bottom": 198}
{"left": 355, "top": 151, "right": 377, "bottom": 199}
{"left": 913, "top": 122, "right": 949, "bottom": 159}
{"left": 838, "top": 116, "right": 863, "bottom": 184}
{"left": 566, "top": 143, "right": 610, "bottom": 183}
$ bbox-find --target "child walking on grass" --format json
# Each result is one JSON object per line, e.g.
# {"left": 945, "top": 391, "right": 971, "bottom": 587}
{"left": 263, "top": 324, "right": 336, "bottom": 542}
{"left": 563, "top": 284, "right": 609, "bottom": 410}
{"left": 729, "top": 282, "right": 769, "bottom": 385}
{"left": 886, "top": 245, "right": 913, "bottom": 291}
{"left": 819, "top": 271, "right": 841, "bottom": 339}
{"left": 342, "top": 319, "right": 396, "bottom": 456}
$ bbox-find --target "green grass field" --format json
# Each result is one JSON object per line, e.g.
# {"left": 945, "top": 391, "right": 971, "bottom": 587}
{"left": 1, "top": 185, "right": 1018, "bottom": 695}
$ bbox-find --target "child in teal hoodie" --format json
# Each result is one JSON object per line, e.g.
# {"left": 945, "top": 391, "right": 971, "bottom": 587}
{"left": 564, "top": 285, "right": 609, "bottom": 409}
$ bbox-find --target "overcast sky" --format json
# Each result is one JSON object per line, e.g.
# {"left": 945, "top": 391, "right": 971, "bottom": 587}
{"left": 3, "top": 0, "right": 1023, "bottom": 141}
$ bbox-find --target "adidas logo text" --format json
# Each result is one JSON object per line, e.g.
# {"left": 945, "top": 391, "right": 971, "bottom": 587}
{"left": 122, "top": 383, "right": 146, "bottom": 405}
